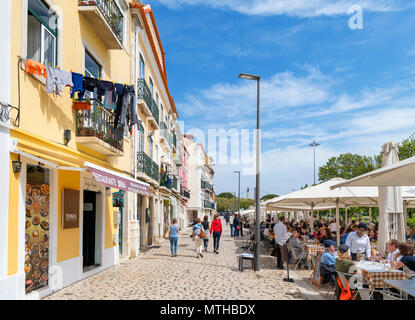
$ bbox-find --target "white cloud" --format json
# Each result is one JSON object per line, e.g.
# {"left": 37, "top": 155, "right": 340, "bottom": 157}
{"left": 156, "top": 0, "right": 404, "bottom": 17}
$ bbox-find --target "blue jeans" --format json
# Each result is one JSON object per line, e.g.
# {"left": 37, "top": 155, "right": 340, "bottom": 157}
{"left": 213, "top": 232, "right": 221, "bottom": 250}
{"left": 203, "top": 238, "right": 209, "bottom": 248}
{"left": 230, "top": 224, "right": 234, "bottom": 237}
{"left": 234, "top": 226, "right": 239, "bottom": 237}
{"left": 169, "top": 237, "right": 178, "bottom": 255}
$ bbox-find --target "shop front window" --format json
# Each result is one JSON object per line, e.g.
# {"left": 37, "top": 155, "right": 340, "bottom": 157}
{"left": 25, "top": 164, "right": 50, "bottom": 294}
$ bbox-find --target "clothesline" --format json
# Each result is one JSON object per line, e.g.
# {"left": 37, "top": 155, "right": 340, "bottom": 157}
{"left": 21, "top": 57, "right": 139, "bottom": 130}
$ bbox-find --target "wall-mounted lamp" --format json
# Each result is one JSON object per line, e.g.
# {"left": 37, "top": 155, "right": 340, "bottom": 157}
{"left": 12, "top": 160, "right": 22, "bottom": 173}
{"left": 64, "top": 129, "right": 71, "bottom": 146}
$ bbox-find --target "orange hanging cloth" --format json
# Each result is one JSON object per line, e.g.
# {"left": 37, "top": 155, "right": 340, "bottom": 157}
{"left": 26, "top": 59, "right": 47, "bottom": 78}
{"left": 337, "top": 277, "right": 355, "bottom": 300}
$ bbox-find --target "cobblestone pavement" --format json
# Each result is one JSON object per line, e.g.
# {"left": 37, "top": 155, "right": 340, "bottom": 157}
{"left": 45, "top": 226, "right": 306, "bottom": 300}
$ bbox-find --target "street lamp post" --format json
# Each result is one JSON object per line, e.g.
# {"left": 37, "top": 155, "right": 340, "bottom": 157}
{"left": 309, "top": 139, "right": 320, "bottom": 185}
{"left": 233, "top": 171, "right": 241, "bottom": 218}
{"left": 238, "top": 73, "right": 261, "bottom": 271}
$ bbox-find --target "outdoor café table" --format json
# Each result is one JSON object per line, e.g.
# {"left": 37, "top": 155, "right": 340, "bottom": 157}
{"left": 357, "top": 261, "right": 408, "bottom": 289}
{"left": 305, "top": 244, "right": 325, "bottom": 256}
{"left": 383, "top": 280, "right": 415, "bottom": 298}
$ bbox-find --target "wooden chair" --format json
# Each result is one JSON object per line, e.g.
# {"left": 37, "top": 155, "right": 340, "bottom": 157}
{"left": 239, "top": 243, "right": 257, "bottom": 272}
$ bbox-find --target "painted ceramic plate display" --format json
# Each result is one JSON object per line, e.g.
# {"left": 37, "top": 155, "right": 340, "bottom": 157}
{"left": 40, "top": 184, "right": 50, "bottom": 195}
{"left": 40, "top": 247, "right": 49, "bottom": 258}
{"left": 40, "top": 221, "right": 49, "bottom": 231}
{"left": 26, "top": 208, "right": 32, "bottom": 218}
{"left": 24, "top": 263, "right": 31, "bottom": 273}
{"left": 31, "top": 243, "right": 40, "bottom": 253}
{"left": 25, "top": 233, "right": 30, "bottom": 244}
{"left": 26, "top": 184, "right": 32, "bottom": 195}
{"left": 41, "top": 234, "right": 48, "bottom": 244}
{"left": 40, "top": 260, "right": 48, "bottom": 269}
{"left": 39, "top": 273, "right": 48, "bottom": 286}
{"left": 32, "top": 269, "right": 41, "bottom": 279}
{"left": 32, "top": 216, "right": 40, "bottom": 226}
{"left": 32, "top": 230, "right": 39, "bottom": 238}
{"left": 25, "top": 280, "right": 33, "bottom": 292}
{"left": 31, "top": 188, "right": 41, "bottom": 199}
{"left": 26, "top": 196, "right": 33, "bottom": 207}
{"left": 32, "top": 202, "right": 41, "bottom": 211}
{"left": 26, "top": 220, "right": 31, "bottom": 229}
{"left": 31, "top": 256, "right": 41, "bottom": 266}
{"left": 25, "top": 248, "right": 31, "bottom": 261}
{"left": 40, "top": 208, "right": 48, "bottom": 217}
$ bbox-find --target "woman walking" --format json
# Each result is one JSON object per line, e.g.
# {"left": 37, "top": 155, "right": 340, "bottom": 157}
{"left": 192, "top": 218, "right": 204, "bottom": 258}
{"left": 201, "top": 215, "right": 210, "bottom": 252}
{"left": 169, "top": 218, "right": 179, "bottom": 257}
{"left": 210, "top": 214, "right": 223, "bottom": 254}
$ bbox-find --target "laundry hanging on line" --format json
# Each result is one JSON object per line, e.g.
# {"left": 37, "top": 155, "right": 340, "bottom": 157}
{"left": 23, "top": 58, "right": 138, "bottom": 131}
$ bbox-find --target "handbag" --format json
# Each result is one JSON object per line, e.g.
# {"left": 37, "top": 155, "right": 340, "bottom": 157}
{"left": 200, "top": 229, "right": 207, "bottom": 239}
{"left": 270, "top": 246, "right": 279, "bottom": 257}
{"left": 237, "top": 226, "right": 241, "bottom": 230}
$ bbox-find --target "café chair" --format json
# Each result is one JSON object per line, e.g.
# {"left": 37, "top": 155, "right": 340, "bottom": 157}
{"left": 381, "top": 291, "right": 405, "bottom": 300}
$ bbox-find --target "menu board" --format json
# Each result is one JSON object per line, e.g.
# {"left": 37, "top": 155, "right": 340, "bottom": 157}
{"left": 25, "top": 183, "right": 50, "bottom": 293}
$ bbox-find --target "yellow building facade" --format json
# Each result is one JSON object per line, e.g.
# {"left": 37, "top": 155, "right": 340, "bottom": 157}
{"left": 1, "top": 0, "right": 188, "bottom": 299}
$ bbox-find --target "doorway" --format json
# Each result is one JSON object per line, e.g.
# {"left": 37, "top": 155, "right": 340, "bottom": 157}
{"left": 83, "top": 190, "right": 97, "bottom": 268}
{"left": 147, "top": 198, "right": 153, "bottom": 246}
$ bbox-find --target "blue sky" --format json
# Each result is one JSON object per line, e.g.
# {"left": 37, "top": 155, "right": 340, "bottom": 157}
{"left": 149, "top": 0, "right": 415, "bottom": 198}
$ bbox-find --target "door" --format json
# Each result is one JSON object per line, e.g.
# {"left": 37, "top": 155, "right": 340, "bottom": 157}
{"left": 83, "top": 191, "right": 96, "bottom": 268}
{"left": 147, "top": 199, "right": 153, "bottom": 246}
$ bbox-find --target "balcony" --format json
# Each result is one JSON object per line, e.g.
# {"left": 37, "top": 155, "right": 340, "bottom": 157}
{"left": 181, "top": 188, "right": 190, "bottom": 199}
{"left": 137, "top": 151, "right": 159, "bottom": 183}
{"left": 174, "top": 150, "right": 183, "bottom": 166}
{"left": 204, "top": 200, "right": 215, "bottom": 210}
{"left": 173, "top": 132, "right": 177, "bottom": 150}
{"left": 137, "top": 79, "right": 159, "bottom": 128}
{"left": 160, "top": 122, "right": 172, "bottom": 148}
{"left": 201, "top": 180, "right": 214, "bottom": 193}
{"left": 172, "top": 176, "right": 178, "bottom": 191}
{"left": 160, "top": 172, "right": 172, "bottom": 190}
{"left": 75, "top": 99, "right": 124, "bottom": 155}
{"left": 78, "top": 0, "right": 124, "bottom": 49}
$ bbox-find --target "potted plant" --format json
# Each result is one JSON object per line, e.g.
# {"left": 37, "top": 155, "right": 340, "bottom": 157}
{"left": 73, "top": 99, "right": 91, "bottom": 111}
{"left": 96, "top": 131, "right": 104, "bottom": 140}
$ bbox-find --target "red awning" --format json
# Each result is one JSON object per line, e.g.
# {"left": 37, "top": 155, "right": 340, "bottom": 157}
{"left": 85, "top": 162, "right": 151, "bottom": 197}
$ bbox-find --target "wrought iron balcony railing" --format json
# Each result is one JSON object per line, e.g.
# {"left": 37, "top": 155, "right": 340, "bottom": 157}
{"left": 138, "top": 78, "right": 153, "bottom": 111}
{"left": 137, "top": 151, "right": 159, "bottom": 182}
{"left": 172, "top": 176, "right": 178, "bottom": 190}
{"left": 160, "top": 121, "right": 173, "bottom": 146}
{"left": 75, "top": 98, "right": 124, "bottom": 152}
{"left": 173, "top": 133, "right": 177, "bottom": 149}
{"left": 182, "top": 188, "right": 190, "bottom": 199}
{"left": 151, "top": 99, "right": 159, "bottom": 126}
{"left": 78, "top": 0, "right": 123, "bottom": 44}
{"left": 201, "top": 180, "right": 214, "bottom": 192}
{"left": 0, "top": 102, "right": 20, "bottom": 127}
{"left": 160, "top": 172, "right": 172, "bottom": 190}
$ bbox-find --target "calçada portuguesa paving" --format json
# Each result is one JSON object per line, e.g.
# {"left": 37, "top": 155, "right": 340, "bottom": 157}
{"left": 44, "top": 227, "right": 306, "bottom": 300}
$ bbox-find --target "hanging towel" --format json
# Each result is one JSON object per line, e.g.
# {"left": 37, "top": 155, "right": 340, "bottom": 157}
{"left": 45, "top": 66, "right": 73, "bottom": 96}
{"left": 26, "top": 59, "right": 47, "bottom": 78}
{"left": 71, "top": 72, "right": 84, "bottom": 100}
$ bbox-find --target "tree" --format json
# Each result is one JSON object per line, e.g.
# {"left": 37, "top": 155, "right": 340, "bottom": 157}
{"left": 261, "top": 194, "right": 279, "bottom": 201}
{"left": 318, "top": 153, "right": 376, "bottom": 182}
{"left": 397, "top": 133, "right": 415, "bottom": 160}
{"left": 217, "top": 192, "right": 234, "bottom": 199}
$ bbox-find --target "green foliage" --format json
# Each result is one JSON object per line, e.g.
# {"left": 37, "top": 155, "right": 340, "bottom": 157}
{"left": 217, "top": 192, "right": 235, "bottom": 199}
{"left": 261, "top": 194, "right": 279, "bottom": 201}
{"left": 216, "top": 196, "right": 255, "bottom": 212}
{"left": 397, "top": 133, "right": 415, "bottom": 160}
{"left": 407, "top": 217, "right": 415, "bottom": 227}
{"left": 318, "top": 153, "right": 376, "bottom": 182}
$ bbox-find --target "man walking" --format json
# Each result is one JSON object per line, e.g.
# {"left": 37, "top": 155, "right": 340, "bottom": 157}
{"left": 230, "top": 213, "right": 235, "bottom": 237}
{"left": 273, "top": 216, "right": 287, "bottom": 270}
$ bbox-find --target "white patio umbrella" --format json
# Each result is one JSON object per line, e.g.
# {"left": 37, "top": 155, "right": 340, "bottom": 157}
{"left": 266, "top": 178, "right": 379, "bottom": 244}
{"left": 377, "top": 142, "right": 406, "bottom": 255}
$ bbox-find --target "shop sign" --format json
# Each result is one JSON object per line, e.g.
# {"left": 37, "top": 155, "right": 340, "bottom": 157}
{"left": 86, "top": 166, "right": 151, "bottom": 197}
{"left": 62, "top": 189, "right": 80, "bottom": 229}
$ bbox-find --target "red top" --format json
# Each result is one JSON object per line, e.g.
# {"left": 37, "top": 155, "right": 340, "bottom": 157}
{"left": 210, "top": 219, "right": 222, "bottom": 234}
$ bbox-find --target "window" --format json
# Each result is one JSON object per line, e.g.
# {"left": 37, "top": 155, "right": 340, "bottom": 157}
{"left": 27, "top": 0, "right": 57, "bottom": 66}
{"left": 138, "top": 124, "right": 144, "bottom": 153}
{"left": 139, "top": 54, "right": 145, "bottom": 79}
{"left": 85, "top": 51, "right": 101, "bottom": 79}
{"left": 160, "top": 104, "right": 164, "bottom": 123}
{"left": 148, "top": 136, "right": 153, "bottom": 159}
{"left": 149, "top": 77, "right": 154, "bottom": 96}
{"left": 155, "top": 145, "right": 159, "bottom": 163}
{"left": 156, "top": 93, "right": 159, "bottom": 106}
